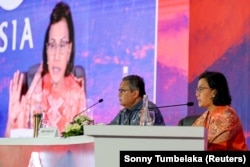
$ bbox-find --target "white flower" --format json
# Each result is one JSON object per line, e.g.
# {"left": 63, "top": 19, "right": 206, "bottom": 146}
{"left": 65, "top": 124, "right": 73, "bottom": 133}
{"left": 71, "top": 123, "right": 81, "bottom": 130}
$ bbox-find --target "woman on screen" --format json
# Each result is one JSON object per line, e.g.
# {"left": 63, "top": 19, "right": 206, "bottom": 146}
{"left": 6, "top": 2, "right": 86, "bottom": 136}
{"left": 193, "top": 71, "right": 247, "bottom": 150}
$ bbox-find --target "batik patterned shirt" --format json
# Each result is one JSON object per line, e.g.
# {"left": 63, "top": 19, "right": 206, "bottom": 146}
{"left": 193, "top": 106, "right": 247, "bottom": 150}
{"left": 109, "top": 99, "right": 165, "bottom": 126}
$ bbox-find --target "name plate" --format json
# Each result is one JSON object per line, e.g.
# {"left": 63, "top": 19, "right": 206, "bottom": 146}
{"left": 10, "top": 128, "right": 33, "bottom": 138}
{"left": 38, "top": 127, "right": 58, "bottom": 137}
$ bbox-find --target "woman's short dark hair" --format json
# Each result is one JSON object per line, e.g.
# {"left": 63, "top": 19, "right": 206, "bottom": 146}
{"left": 42, "top": 1, "right": 75, "bottom": 76}
{"left": 123, "top": 75, "right": 146, "bottom": 98}
{"left": 199, "top": 71, "right": 231, "bottom": 105}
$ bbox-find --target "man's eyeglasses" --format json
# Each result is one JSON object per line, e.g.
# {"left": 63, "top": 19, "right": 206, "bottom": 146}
{"left": 47, "top": 41, "right": 70, "bottom": 54}
{"left": 118, "top": 89, "right": 131, "bottom": 94}
{"left": 196, "top": 87, "right": 211, "bottom": 93}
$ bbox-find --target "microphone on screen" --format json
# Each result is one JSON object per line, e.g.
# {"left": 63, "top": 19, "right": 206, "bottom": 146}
{"left": 148, "top": 102, "right": 194, "bottom": 110}
{"left": 72, "top": 98, "right": 104, "bottom": 121}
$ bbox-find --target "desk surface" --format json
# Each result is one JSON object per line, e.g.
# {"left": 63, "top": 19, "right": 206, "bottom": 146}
{"left": 85, "top": 125, "right": 206, "bottom": 138}
{"left": 0, "top": 135, "right": 94, "bottom": 145}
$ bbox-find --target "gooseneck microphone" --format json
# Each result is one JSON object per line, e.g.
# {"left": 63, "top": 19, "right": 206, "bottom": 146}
{"left": 72, "top": 98, "right": 103, "bottom": 120}
{"left": 148, "top": 102, "right": 194, "bottom": 110}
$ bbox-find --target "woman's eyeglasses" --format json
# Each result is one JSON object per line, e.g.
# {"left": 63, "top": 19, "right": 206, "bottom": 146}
{"left": 196, "top": 87, "right": 211, "bottom": 93}
{"left": 47, "top": 41, "right": 70, "bottom": 54}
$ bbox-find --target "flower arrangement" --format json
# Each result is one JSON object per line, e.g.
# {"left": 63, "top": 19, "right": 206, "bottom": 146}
{"left": 61, "top": 115, "right": 94, "bottom": 138}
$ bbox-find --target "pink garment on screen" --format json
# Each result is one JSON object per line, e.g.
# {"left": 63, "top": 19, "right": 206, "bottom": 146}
{"left": 11, "top": 73, "right": 86, "bottom": 135}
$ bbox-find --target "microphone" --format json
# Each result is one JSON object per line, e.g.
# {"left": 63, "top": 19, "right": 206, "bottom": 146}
{"left": 148, "top": 102, "right": 194, "bottom": 110}
{"left": 72, "top": 98, "right": 103, "bottom": 120}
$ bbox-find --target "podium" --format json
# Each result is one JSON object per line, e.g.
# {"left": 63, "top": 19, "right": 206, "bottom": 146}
{"left": 84, "top": 125, "right": 207, "bottom": 167}
{"left": 0, "top": 135, "right": 94, "bottom": 167}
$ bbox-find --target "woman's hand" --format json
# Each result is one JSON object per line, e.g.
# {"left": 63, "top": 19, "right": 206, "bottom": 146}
{"left": 6, "top": 63, "right": 43, "bottom": 136}
{"left": 8, "top": 71, "right": 24, "bottom": 122}
{"left": 6, "top": 70, "right": 26, "bottom": 137}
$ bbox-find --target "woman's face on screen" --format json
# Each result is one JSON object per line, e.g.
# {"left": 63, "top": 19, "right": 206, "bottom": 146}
{"left": 46, "top": 18, "right": 72, "bottom": 85}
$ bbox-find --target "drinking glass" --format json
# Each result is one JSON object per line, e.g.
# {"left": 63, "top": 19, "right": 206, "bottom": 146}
{"left": 140, "top": 110, "right": 155, "bottom": 126}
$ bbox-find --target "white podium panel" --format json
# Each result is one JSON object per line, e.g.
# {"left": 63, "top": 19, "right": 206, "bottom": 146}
{"left": 0, "top": 135, "right": 94, "bottom": 167}
{"left": 84, "top": 125, "right": 207, "bottom": 167}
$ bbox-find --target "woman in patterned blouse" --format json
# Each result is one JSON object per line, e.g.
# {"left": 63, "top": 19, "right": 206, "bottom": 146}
{"left": 193, "top": 71, "right": 247, "bottom": 150}
{"left": 6, "top": 2, "right": 86, "bottom": 136}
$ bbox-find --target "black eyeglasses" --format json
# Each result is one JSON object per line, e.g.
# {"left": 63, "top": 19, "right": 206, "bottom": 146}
{"left": 118, "top": 88, "right": 131, "bottom": 94}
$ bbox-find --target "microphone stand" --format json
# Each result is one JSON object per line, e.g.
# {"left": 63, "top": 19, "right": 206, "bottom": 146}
{"left": 72, "top": 99, "right": 103, "bottom": 122}
{"left": 149, "top": 102, "right": 194, "bottom": 110}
